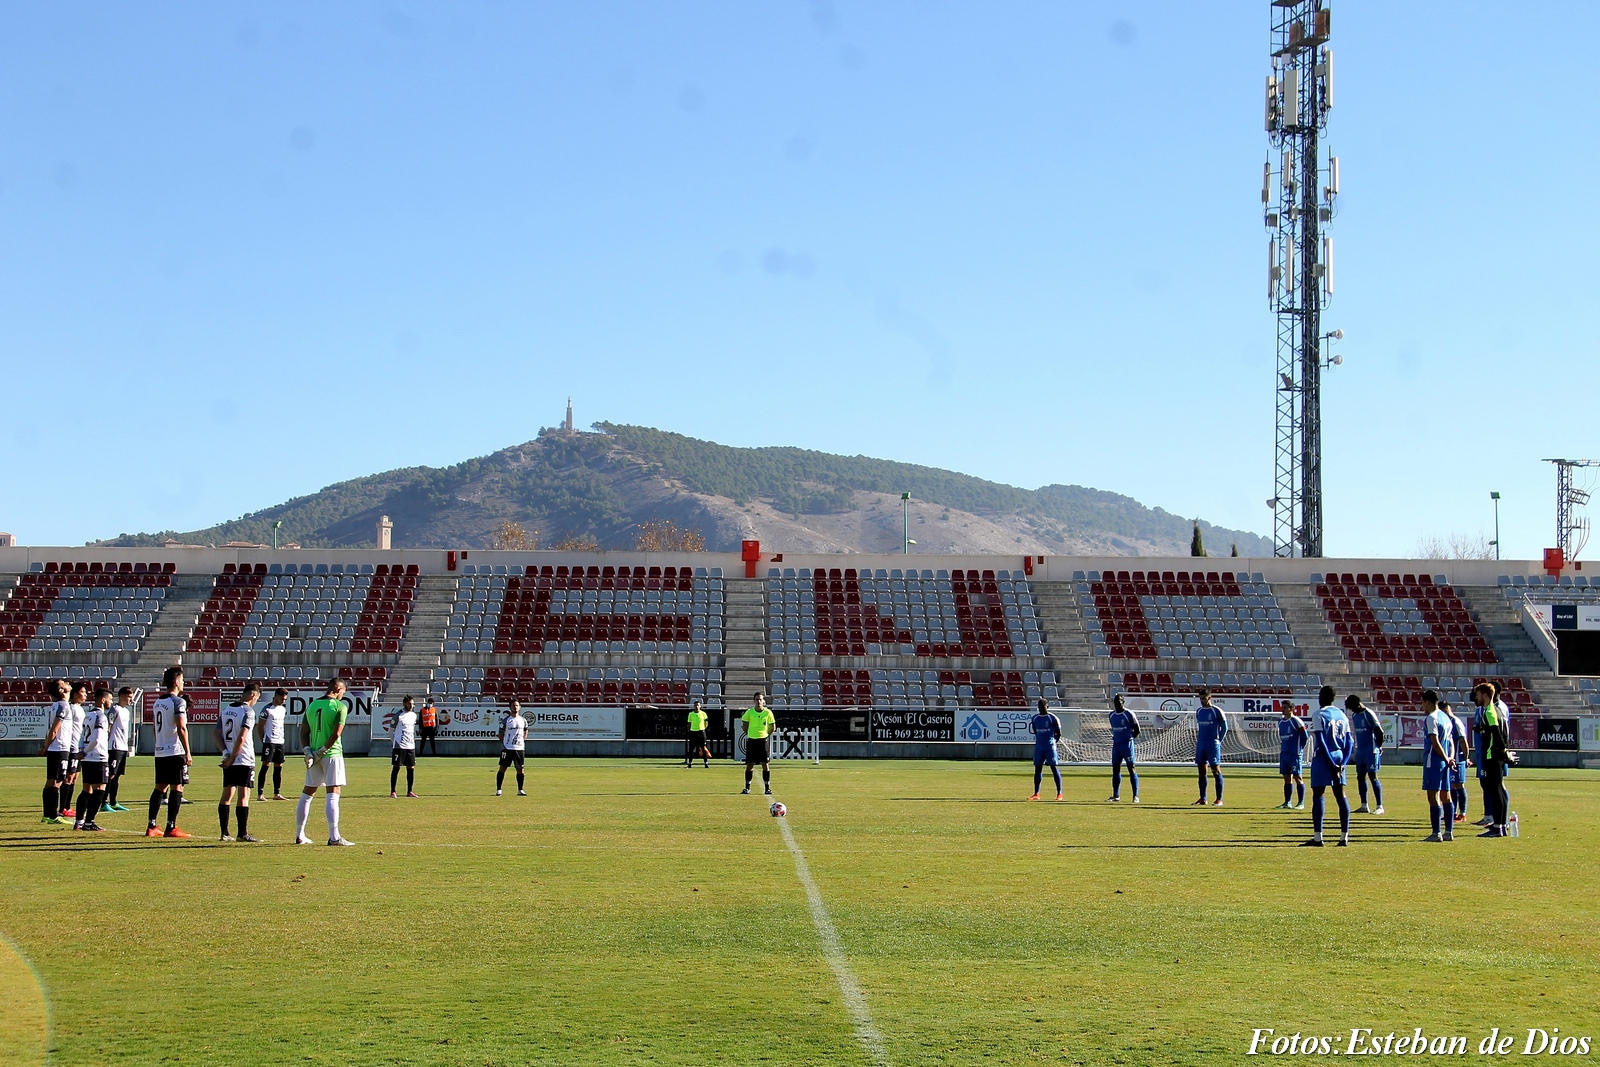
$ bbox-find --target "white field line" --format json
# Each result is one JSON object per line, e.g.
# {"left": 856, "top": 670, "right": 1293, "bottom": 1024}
{"left": 777, "top": 816, "right": 889, "bottom": 1067}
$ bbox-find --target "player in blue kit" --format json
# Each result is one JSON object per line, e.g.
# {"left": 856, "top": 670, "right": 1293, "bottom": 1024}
{"left": 1302, "top": 685, "right": 1354, "bottom": 847}
{"left": 1029, "top": 699, "right": 1063, "bottom": 802}
{"left": 1443, "top": 700, "right": 1470, "bottom": 825}
{"left": 1347, "top": 695, "right": 1386, "bottom": 815}
{"left": 1106, "top": 694, "right": 1140, "bottom": 803}
{"left": 1420, "top": 690, "right": 1456, "bottom": 842}
{"left": 1276, "top": 705, "right": 1308, "bottom": 810}
{"left": 1192, "top": 689, "right": 1227, "bottom": 806}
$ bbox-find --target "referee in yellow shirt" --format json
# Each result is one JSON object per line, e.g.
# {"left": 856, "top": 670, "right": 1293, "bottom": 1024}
{"left": 685, "top": 701, "right": 711, "bottom": 768}
{"left": 741, "top": 693, "right": 776, "bottom": 795}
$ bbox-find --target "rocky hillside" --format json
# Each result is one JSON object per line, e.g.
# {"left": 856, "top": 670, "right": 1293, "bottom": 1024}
{"left": 94, "top": 424, "right": 1272, "bottom": 557}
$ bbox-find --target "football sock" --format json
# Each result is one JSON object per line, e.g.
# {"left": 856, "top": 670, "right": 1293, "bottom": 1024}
{"left": 1429, "top": 802, "right": 1441, "bottom": 835}
{"left": 745, "top": 767, "right": 754, "bottom": 788}
{"left": 272, "top": 764, "right": 282, "bottom": 794}
{"left": 1050, "top": 765, "right": 1062, "bottom": 793}
{"left": 405, "top": 766, "right": 414, "bottom": 791}
{"left": 65, "top": 787, "right": 79, "bottom": 814}
{"left": 85, "top": 792, "right": 103, "bottom": 824}
{"left": 1453, "top": 785, "right": 1468, "bottom": 816}
{"left": 1033, "top": 765, "right": 1043, "bottom": 794}
{"left": 1296, "top": 781, "right": 1306, "bottom": 805}
{"left": 1312, "top": 792, "right": 1325, "bottom": 834}
{"left": 325, "top": 794, "right": 340, "bottom": 840}
{"left": 1129, "top": 771, "right": 1139, "bottom": 799}
{"left": 236, "top": 805, "right": 249, "bottom": 836}
{"left": 1112, "top": 767, "right": 1122, "bottom": 797}
{"left": 1358, "top": 776, "right": 1369, "bottom": 805}
{"left": 148, "top": 790, "right": 164, "bottom": 827}
{"left": 1335, "top": 787, "right": 1350, "bottom": 834}
{"left": 496, "top": 767, "right": 506, "bottom": 790}
{"left": 1372, "top": 779, "right": 1384, "bottom": 807}
{"left": 1441, "top": 797, "right": 1453, "bottom": 828}
{"left": 1212, "top": 772, "right": 1224, "bottom": 801}
{"left": 1283, "top": 781, "right": 1293, "bottom": 804}
{"left": 107, "top": 776, "right": 120, "bottom": 806}
{"left": 295, "top": 794, "right": 312, "bottom": 839}
{"left": 166, "top": 790, "right": 182, "bottom": 830}
{"left": 390, "top": 764, "right": 400, "bottom": 792}
{"left": 516, "top": 769, "right": 525, "bottom": 790}
{"left": 761, "top": 767, "right": 770, "bottom": 786}
{"left": 1197, "top": 769, "right": 1208, "bottom": 803}
{"left": 218, "top": 802, "right": 230, "bottom": 836}
{"left": 43, "top": 784, "right": 58, "bottom": 819}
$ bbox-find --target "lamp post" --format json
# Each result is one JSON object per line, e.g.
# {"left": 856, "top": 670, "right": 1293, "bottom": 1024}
{"left": 1490, "top": 491, "right": 1501, "bottom": 560}
{"left": 272, "top": 520, "right": 282, "bottom": 550}
{"left": 901, "top": 492, "right": 912, "bottom": 554}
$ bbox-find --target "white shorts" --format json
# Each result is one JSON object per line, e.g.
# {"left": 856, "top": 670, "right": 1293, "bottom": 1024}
{"left": 303, "top": 754, "right": 347, "bottom": 789}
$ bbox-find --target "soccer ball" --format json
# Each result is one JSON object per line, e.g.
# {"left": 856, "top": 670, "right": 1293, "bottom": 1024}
{"left": 770, "top": 802, "right": 787, "bottom": 818}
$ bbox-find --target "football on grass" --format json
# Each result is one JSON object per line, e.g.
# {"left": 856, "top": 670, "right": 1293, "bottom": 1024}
{"left": 770, "top": 802, "right": 787, "bottom": 818}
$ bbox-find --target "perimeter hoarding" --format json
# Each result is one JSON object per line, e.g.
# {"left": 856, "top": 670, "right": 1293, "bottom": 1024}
{"left": 141, "top": 689, "right": 374, "bottom": 726}
{"left": 373, "top": 704, "right": 625, "bottom": 742}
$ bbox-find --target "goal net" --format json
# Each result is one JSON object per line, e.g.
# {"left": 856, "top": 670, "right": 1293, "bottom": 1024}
{"left": 1057, "top": 710, "right": 1285, "bottom": 765}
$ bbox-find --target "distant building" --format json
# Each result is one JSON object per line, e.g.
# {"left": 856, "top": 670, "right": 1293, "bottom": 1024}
{"left": 564, "top": 397, "right": 575, "bottom": 433}
{"left": 377, "top": 515, "right": 393, "bottom": 550}
{"left": 0, "top": 532, "right": 14, "bottom": 547}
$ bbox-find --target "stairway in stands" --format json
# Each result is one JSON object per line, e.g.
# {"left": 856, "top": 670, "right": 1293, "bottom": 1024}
{"left": 1457, "top": 585, "right": 1587, "bottom": 715}
{"left": 1029, "top": 581, "right": 1111, "bottom": 707}
{"left": 122, "top": 575, "right": 218, "bottom": 694}
{"left": 380, "top": 574, "right": 458, "bottom": 704}
{"left": 1267, "top": 583, "right": 1368, "bottom": 696}
{"left": 719, "top": 577, "right": 767, "bottom": 723}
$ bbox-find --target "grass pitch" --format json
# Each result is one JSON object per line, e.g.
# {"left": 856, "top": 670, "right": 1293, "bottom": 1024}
{"left": 2, "top": 756, "right": 1597, "bottom": 1066}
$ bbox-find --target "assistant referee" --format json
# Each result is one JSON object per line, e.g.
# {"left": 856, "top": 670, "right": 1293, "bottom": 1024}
{"left": 740, "top": 693, "right": 776, "bottom": 796}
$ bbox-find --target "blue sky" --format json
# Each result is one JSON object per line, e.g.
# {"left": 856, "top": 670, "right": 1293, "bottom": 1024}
{"left": 3, "top": 2, "right": 1596, "bottom": 559}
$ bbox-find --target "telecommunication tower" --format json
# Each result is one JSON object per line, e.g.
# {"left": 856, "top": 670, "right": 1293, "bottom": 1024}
{"left": 1544, "top": 458, "right": 1599, "bottom": 561}
{"left": 1264, "top": 1, "right": 1337, "bottom": 557}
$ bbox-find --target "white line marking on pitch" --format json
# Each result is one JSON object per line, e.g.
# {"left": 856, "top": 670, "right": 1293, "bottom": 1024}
{"left": 777, "top": 815, "right": 890, "bottom": 1067}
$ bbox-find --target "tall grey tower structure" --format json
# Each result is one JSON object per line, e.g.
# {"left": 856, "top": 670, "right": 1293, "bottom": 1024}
{"left": 1265, "top": 1, "right": 1337, "bottom": 558}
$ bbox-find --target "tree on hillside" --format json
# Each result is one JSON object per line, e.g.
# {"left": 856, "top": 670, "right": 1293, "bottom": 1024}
{"left": 486, "top": 521, "right": 537, "bottom": 550}
{"left": 1231, "top": 543, "right": 1239, "bottom": 557}
{"left": 633, "top": 520, "right": 706, "bottom": 552}
{"left": 552, "top": 532, "right": 600, "bottom": 551}
{"left": 1190, "top": 521, "right": 1207, "bottom": 557}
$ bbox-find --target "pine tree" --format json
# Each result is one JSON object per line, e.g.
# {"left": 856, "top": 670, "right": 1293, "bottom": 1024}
{"left": 1190, "top": 521, "right": 1206, "bottom": 557}
{"left": 1231, "top": 543, "right": 1239, "bottom": 557}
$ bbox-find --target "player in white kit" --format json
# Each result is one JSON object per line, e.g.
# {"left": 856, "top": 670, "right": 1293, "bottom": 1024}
{"left": 59, "top": 680, "right": 89, "bottom": 820}
{"left": 255, "top": 688, "right": 290, "bottom": 801}
{"left": 38, "top": 679, "right": 74, "bottom": 824}
{"left": 147, "top": 666, "right": 194, "bottom": 839}
{"left": 216, "top": 682, "right": 261, "bottom": 842}
{"left": 389, "top": 695, "right": 420, "bottom": 798}
{"left": 73, "top": 687, "right": 114, "bottom": 831}
{"left": 495, "top": 700, "right": 528, "bottom": 796}
{"left": 104, "top": 686, "right": 135, "bottom": 812}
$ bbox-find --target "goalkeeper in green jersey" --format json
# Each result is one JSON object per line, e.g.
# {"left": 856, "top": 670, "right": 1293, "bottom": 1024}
{"left": 294, "top": 677, "right": 354, "bottom": 846}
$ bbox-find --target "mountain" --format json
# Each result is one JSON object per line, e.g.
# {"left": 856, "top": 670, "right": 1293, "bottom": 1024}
{"left": 93, "top": 424, "right": 1273, "bottom": 557}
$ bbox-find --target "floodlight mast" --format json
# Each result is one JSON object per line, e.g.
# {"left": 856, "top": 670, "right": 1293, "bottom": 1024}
{"left": 1544, "top": 459, "right": 1600, "bottom": 561}
{"left": 1265, "top": 1, "right": 1336, "bottom": 557}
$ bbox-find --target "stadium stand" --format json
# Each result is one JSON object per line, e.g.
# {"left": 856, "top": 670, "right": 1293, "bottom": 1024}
{"left": 0, "top": 664, "right": 121, "bottom": 699}
{"left": 768, "top": 666, "right": 1060, "bottom": 708}
{"left": 1365, "top": 672, "right": 1536, "bottom": 714}
{"left": 0, "top": 561, "right": 172, "bottom": 653}
{"left": 1073, "top": 569, "right": 1295, "bottom": 661}
{"left": 766, "top": 567, "right": 1045, "bottom": 658}
{"left": 426, "top": 563, "right": 727, "bottom": 708}
{"left": 187, "top": 562, "right": 418, "bottom": 656}
{"left": 1109, "top": 670, "right": 1320, "bottom": 696}
{"left": 1311, "top": 571, "right": 1494, "bottom": 665}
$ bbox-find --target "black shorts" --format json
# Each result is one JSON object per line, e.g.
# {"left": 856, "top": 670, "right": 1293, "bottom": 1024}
{"left": 392, "top": 747, "right": 416, "bottom": 768}
{"left": 222, "top": 765, "right": 254, "bottom": 788}
{"left": 81, "top": 761, "right": 108, "bottom": 786}
{"left": 260, "top": 743, "right": 286, "bottom": 765}
{"left": 154, "top": 755, "right": 187, "bottom": 787}
{"left": 498, "top": 749, "right": 525, "bottom": 770}
{"left": 109, "top": 750, "right": 129, "bottom": 778}
{"left": 45, "top": 752, "right": 71, "bottom": 782}
{"left": 64, "top": 756, "right": 81, "bottom": 779}
{"left": 745, "top": 737, "right": 769, "bottom": 765}
{"left": 688, "top": 730, "right": 707, "bottom": 749}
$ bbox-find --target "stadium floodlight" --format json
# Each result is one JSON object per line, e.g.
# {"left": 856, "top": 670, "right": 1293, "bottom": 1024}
{"left": 901, "top": 492, "right": 913, "bottom": 554}
{"left": 1490, "top": 491, "right": 1501, "bottom": 560}
{"left": 1266, "top": 2, "right": 1337, "bottom": 559}
{"left": 272, "top": 520, "right": 282, "bottom": 550}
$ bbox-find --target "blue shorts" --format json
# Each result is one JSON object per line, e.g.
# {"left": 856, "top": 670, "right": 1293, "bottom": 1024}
{"left": 1309, "top": 759, "right": 1345, "bottom": 789}
{"left": 1194, "top": 742, "right": 1221, "bottom": 767}
{"left": 1112, "top": 741, "right": 1136, "bottom": 765}
{"left": 1452, "top": 762, "right": 1468, "bottom": 787}
{"left": 1422, "top": 764, "right": 1453, "bottom": 792}
{"left": 1033, "top": 745, "right": 1059, "bottom": 767}
{"left": 1278, "top": 753, "right": 1304, "bottom": 777}
{"left": 1355, "top": 752, "right": 1382, "bottom": 774}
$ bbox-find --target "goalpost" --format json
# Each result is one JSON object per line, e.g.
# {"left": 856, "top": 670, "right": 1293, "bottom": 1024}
{"left": 1056, "top": 710, "right": 1286, "bottom": 766}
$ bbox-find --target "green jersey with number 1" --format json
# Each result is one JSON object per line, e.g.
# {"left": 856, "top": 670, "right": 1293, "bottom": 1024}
{"left": 306, "top": 698, "right": 348, "bottom": 758}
